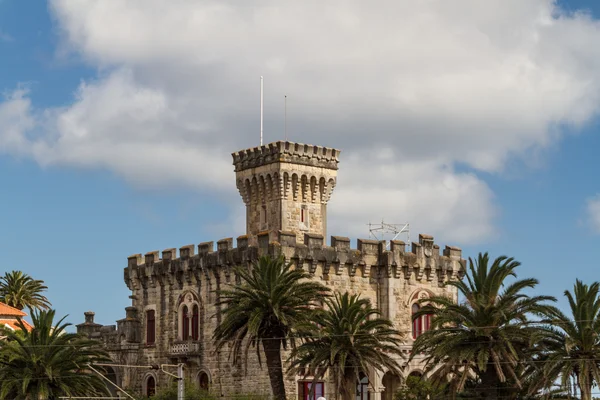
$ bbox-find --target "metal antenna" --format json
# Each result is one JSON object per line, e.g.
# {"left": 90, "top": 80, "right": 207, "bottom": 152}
{"left": 260, "top": 76, "right": 264, "bottom": 146}
{"left": 285, "top": 95, "right": 287, "bottom": 141}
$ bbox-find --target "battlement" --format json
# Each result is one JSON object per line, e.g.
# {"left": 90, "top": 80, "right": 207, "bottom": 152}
{"left": 232, "top": 141, "right": 340, "bottom": 172}
{"left": 124, "top": 233, "right": 465, "bottom": 290}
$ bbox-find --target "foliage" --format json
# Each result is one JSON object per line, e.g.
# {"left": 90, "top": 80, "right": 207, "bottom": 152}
{"left": 148, "top": 381, "right": 269, "bottom": 400}
{"left": 411, "top": 252, "right": 557, "bottom": 398}
{"left": 394, "top": 375, "right": 446, "bottom": 400}
{"left": 0, "top": 308, "right": 111, "bottom": 399}
{"left": 288, "top": 292, "right": 404, "bottom": 400}
{"left": 537, "top": 280, "right": 600, "bottom": 400}
{"left": 213, "top": 255, "right": 330, "bottom": 400}
{"left": 0, "top": 270, "right": 51, "bottom": 310}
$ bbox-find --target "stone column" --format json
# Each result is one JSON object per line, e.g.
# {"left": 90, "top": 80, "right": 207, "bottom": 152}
{"left": 369, "top": 369, "right": 385, "bottom": 400}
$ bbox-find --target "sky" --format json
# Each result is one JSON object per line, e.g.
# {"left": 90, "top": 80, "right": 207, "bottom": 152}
{"left": 1, "top": 0, "right": 600, "bottom": 328}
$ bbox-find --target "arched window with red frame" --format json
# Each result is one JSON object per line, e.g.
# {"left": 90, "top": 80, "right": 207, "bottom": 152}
{"left": 192, "top": 304, "right": 199, "bottom": 340}
{"left": 182, "top": 305, "right": 189, "bottom": 340}
{"left": 424, "top": 313, "right": 432, "bottom": 332}
{"left": 412, "top": 304, "right": 423, "bottom": 339}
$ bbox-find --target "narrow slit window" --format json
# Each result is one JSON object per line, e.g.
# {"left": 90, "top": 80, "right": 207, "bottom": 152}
{"left": 146, "top": 310, "right": 155, "bottom": 345}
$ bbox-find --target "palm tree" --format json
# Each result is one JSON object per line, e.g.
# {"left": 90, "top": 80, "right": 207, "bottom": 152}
{"left": 411, "top": 252, "right": 557, "bottom": 400}
{"left": 212, "top": 255, "right": 330, "bottom": 400}
{"left": 288, "top": 292, "right": 405, "bottom": 400}
{"left": 538, "top": 280, "right": 600, "bottom": 400}
{"left": 0, "top": 308, "right": 111, "bottom": 399}
{"left": 0, "top": 270, "right": 51, "bottom": 310}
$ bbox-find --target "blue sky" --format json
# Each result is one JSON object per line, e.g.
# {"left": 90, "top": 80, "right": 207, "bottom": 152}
{"left": 1, "top": 0, "right": 600, "bottom": 327}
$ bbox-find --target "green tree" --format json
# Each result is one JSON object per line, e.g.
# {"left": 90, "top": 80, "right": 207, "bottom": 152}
{"left": 411, "top": 252, "right": 557, "bottom": 400}
{"left": 288, "top": 292, "right": 405, "bottom": 400}
{"left": 212, "top": 255, "right": 330, "bottom": 400}
{"left": 0, "top": 270, "right": 51, "bottom": 310}
{"left": 394, "top": 375, "right": 446, "bottom": 400}
{"left": 0, "top": 309, "right": 111, "bottom": 399}
{"left": 539, "top": 280, "right": 600, "bottom": 400}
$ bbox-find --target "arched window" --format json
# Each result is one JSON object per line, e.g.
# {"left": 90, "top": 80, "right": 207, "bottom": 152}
{"left": 412, "top": 303, "right": 433, "bottom": 339}
{"left": 146, "top": 310, "right": 155, "bottom": 345}
{"left": 146, "top": 376, "right": 156, "bottom": 397}
{"left": 198, "top": 371, "right": 209, "bottom": 391}
{"left": 356, "top": 373, "right": 369, "bottom": 400}
{"left": 412, "top": 304, "right": 422, "bottom": 339}
{"left": 182, "top": 305, "right": 189, "bottom": 340}
{"left": 178, "top": 292, "right": 202, "bottom": 341}
{"left": 192, "top": 304, "right": 199, "bottom": 340}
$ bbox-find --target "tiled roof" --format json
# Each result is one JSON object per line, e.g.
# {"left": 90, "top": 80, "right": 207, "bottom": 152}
{"left": 0, "top": 318, "right": 32, "bottom": 332}
{"left": 0, "top": 302, "right": 26, "bottom": 317}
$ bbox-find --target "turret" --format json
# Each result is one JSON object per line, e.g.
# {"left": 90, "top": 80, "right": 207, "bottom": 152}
{"left": 232, "top": 141, "right": 340, "bottom": 244}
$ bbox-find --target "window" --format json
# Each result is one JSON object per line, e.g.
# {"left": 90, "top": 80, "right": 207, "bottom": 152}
{"left": 412, "top": 304, "right": 433, "bottom": 339}
{"left": 182, "top": 306, "right": 189, "bottom": 340}
{"left": 356, "top": 374, "right": 369, "bottom": 400}
{"left": 178, "top": 293, "right": 201, "bottom": 341}
{"left": 262, "top": 205, "right": 267, "bottom": 223}
{"left": 298, "top": 382, "right": 324, "bottom": 400}
{"left": 146, "top": 310, "right": 155, "bottom": 345}
{"left": 146, "top": 376, "right": 156, "bottom": 397}
{"left": 198, "top": 372, "right": 209, "bottom": 390}
{"left": 299, "top": 205, "right": 309, "bottom": 230}
{"left": 192, "top": 305, "right": 199, "bottom": 340}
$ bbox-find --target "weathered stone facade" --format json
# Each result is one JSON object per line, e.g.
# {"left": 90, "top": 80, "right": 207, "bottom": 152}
{"left": 79, "top": 141, "right": 465, "bottom": 400}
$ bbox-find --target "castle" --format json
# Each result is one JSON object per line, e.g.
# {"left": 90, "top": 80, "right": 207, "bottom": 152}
{"left": 77, "top": 141, "right": 465, "bottom": 400}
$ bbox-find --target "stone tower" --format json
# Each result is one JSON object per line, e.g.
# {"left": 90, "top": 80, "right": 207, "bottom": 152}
{"left": 232, "top": 141, "right": 340, "bottom": 244}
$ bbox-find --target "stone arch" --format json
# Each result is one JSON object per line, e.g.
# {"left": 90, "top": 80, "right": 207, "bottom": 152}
{"left": 291, "top": 173, "right": 299, "bottom": 201}
{"left": 244, "top": 179, "right": 252, "bottom": 205}
{"left": 300, "top": 174, "right": 309, "bottom": 202}
{"left": 265, "top": 173, "right": 274, "bottom": 202}
{"left": 309, "top": 176, "right": 317, "bottom": 203}
{"left": 282, "top": 172, "right": 290, "bottom": 199}
{"left": 318, "top": 177, "right": 326, "bottom": 203}
{"left": 272, "top": 171, "right": 281, "bottom": 199}
{"left": 104, "top": 366, "right": 119, "bottom": 397}
{"left": 250, "top": 176, "right": 258, "bottom": 205}
{"left": 407, "top": 370, "right": 424, "bottom": 378}
{"left": 176, "top": 291, "right": 202, "bottom": 340}
{"left": 405, "top": 288, "right": 434, "bottom": 307}
{"left": 195, "top": 369, "right": 212, "bottom": 391}
{"left": 258, "top": 175, "right": 266, "bottom": 203}
{"left": 407, "top": 289, "right": 434, "bottom": 340}
{"left": 143, "top": 372, "right": 158, "bottom": 397}
{"left": 382, "top": 371, "right": 402, "bottom": 400}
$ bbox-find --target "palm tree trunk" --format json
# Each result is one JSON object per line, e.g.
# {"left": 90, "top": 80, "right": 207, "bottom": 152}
{"left": 262, "top": 337, "right": 287, "bottom": 400}
{"left": 577, "top": 373, "right": 592, "bottom": 400}
{"left": 340, "top": 370, "right": 355, "bottom": 400}
{"left": 478, "top": 367, "right": 499, "bottom": 400}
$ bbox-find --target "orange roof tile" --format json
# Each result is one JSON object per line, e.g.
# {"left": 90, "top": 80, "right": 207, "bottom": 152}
{"left": 0, "top": 319, "right": 32, "bottom": 332}
{"left": 0, "top": 302, "right": 26, "bottom": 317}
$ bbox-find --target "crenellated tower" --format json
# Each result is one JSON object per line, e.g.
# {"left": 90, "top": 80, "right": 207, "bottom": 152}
{"left": 232, "top": 141, "right": 340, "bottom": 244}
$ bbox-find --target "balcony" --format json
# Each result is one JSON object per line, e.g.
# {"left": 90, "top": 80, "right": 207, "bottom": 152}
{"left": 168, "top": 340, "right": 202, "bottom": 357}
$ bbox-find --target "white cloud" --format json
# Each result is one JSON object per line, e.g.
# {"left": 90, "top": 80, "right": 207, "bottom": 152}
{"left": 3, "top": 0, "right": 600, "bottom": 244}
{"left": 0, "top": 88, "right": 35, "bottom": 154}
{"left": 586, "top": 195, "right": 600, "bottom": 234}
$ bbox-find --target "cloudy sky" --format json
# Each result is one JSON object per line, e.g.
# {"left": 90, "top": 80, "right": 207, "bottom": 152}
{"left": 1, "top": 0, "right": 600, "bottom": 325}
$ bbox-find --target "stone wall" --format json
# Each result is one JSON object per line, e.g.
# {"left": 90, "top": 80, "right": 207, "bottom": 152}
{"left": 80, "top": 232, "right": 464, "bottom": 400}
{"left": 233, "top": 141, "right": 339, "bottom": 244}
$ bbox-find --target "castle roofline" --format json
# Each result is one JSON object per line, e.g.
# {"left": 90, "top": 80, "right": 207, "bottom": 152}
{"left": 232, "top": 141, "right": 340, "bottom": 172}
